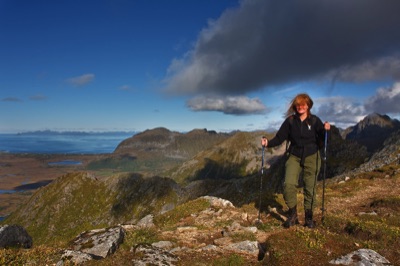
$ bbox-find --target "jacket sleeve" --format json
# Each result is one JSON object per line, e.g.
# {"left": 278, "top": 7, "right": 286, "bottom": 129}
{"left": 268, "top": 118, "right": 290, "bottom": 148}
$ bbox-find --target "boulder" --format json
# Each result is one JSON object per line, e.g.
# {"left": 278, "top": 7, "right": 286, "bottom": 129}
{"left": 201, "top": 196, "right": 234, "bottom": 208}
{"left": 329, "top": 248, "right": 391, "bottom": 265}
{"left": 136, "top": 214, "right": 155, "bottom": 228}
{"left": 0, "top": 224, "right": 33, "bottom": 248}
{"left": 131, "top": 243, "right": 179, "bottom": 266}
{"left": 70, "top": 226, "right": 125, "bottom": 258}
{"left": 57, "top": 250, "right": 95, "bottom": 265}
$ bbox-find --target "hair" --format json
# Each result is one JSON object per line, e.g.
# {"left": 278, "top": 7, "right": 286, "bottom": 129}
{"left": 285, "top": 93, "right": 314, "bottom": 118}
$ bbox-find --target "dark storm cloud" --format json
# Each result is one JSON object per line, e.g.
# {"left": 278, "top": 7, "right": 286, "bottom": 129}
{"left": 164, "top": 0, "right": 400, "bottom": 95}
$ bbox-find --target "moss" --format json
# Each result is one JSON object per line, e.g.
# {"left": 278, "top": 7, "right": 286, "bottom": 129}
{"left": 261, "top": 228, "right": 355, "bottom": 266}
{"left": 121, "top": 228, "right": 160, "bottom": 249}
{"left": 5, "top": 173, "right": 113, "bottom": 246}
{"left": 154, "top": 198, "right": 210, "bottom": 230}
{"left": 211, "top": 254, "right": 246, "bottom": 266}
{"left": 0, "top": 245, "right": 61, "bottom": 265}
{"left": 230, "top": 231, "right": 256, "bottom": 242}
{"left": 109, "top": 174, "right": 181, "bottom": 222}
{"left": 345, "top": 219, "right": 400, "bottom": 244}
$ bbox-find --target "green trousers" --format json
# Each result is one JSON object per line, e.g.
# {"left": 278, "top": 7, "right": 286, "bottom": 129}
{"left": 284, "top": 152, "right": 321, "bottom": 210}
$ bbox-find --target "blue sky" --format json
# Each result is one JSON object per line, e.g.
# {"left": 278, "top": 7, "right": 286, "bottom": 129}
{"left": 1, "top": 0, "right": 400, "bottom": 133}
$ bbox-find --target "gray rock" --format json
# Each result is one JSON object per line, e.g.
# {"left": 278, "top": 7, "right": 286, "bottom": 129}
{"left": 70, "top": 226, "right": 125, "bottom": 258}
{"left": 329, "top": 248, "right": 392, "bottom": 265}
{"left": 0, "top": 224, "right": 33, "bottom": 248}
{"left": 200, "top": 244, "right": 221, "bottom": 252}
{"left": 136, "top": 214, "right": 155, "bottom": 228}
{"left": 160, "top": 203, "right": 175, "bottom": 214}
{"left": 201, "top": 196, "right": 234, "bottom": 208}
{"left": 152, "top": 240, "right": 174, "bottom": 250}
{"left": 243, "top": 226, "right": 258, "bottom": 233}
{"left": 132, "top": 243, "right": 179, "bottom": 266}
{"left": 224, "top": 240, "right": 259, "bottom": 255}
{"left": 57, "top": 249, "right": 95, "bottom": 265}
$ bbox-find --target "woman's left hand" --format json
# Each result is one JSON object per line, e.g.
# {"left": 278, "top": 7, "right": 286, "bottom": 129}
{"left": 324, "top": 122, "right": 331, "bottom": 131}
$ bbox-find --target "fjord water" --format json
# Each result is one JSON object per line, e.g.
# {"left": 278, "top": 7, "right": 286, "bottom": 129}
{"left": 0, "top": 131, "right": 135, "bottom": 154}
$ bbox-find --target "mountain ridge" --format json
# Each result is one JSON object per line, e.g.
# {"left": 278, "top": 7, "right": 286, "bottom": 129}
{"left": 341, "top": 113, "right": 400, "bottom": 152}
{"left": 1, "top": 113, "right": 399, "bottom": 264}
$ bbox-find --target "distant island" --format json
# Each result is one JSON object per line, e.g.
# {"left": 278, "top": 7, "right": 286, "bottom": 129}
{"left": 15, "top": 130, "right": 137, "bottom": 136}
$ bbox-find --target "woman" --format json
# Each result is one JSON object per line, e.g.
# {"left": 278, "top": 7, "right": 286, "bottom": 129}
{"left": 261, "top": 93, "right": 330, "bottom": 228}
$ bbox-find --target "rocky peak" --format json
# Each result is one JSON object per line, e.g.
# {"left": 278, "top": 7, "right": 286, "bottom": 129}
{"left": 357, "top": 113, "right": 398, "bottom": 130}
{"left": 343, "top": 113, "right": 400, "bottom": 153}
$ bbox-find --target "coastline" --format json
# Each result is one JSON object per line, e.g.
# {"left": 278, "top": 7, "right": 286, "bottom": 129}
{"left": 0, "top": 153, "right": 101, "bottom": 217}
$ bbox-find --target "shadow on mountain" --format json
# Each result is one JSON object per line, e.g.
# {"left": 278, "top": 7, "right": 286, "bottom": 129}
{"left": 110, "top": 173, "right": 184, "bottom": 219}
{"left": 177, "top": 155, "right": 286, "bottom": 216}
{"left": 190, "top": 158, "right": 247, "bottom": 181}
{"left": 14, "top": 180, "right": 53, "bottom": 191}
{"left": 346, "top": 124, "right": 397, "bottom": 153}
{"left": 87, "top": 154, "right": 138, "bottom": 171}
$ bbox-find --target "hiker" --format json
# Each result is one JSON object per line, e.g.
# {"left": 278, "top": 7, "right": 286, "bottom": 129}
{"left": 261, "top": 93, "right": 330, "bottom": 228}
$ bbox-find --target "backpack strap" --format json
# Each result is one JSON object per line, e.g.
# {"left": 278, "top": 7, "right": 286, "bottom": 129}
{"left": 285, "top": 115, "right": 295, "bottom": 155}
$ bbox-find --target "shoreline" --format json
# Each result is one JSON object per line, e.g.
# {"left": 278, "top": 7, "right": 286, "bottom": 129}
{"left": 0, "top": 153, "right": 101, "bottom": 217}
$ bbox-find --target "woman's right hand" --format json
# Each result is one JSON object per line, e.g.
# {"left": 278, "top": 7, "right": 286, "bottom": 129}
{"left": 261, "top": 136, "right": 268, "bottom": 147}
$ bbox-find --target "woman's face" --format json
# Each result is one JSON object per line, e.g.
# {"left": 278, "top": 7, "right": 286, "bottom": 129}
{"left": 295, "top": 102, "right": 308, "bottom": 115}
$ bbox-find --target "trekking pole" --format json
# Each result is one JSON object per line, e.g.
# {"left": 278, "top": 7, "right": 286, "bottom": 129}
{"left": 321, "top": 130, "right": 328, "bottom": 223}
{"left": 257, "top": 141, "right": 265, "bottom": 223}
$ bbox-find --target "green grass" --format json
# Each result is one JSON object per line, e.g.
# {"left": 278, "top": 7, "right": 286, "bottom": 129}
{"left": 121, "top": 228, "right": 160, "bottom": 250}
{"left": 154, "top": 198, "right": 211, "bottom": 230}
{"left": 212, "top": 254, "right": 246, "bottom": 266}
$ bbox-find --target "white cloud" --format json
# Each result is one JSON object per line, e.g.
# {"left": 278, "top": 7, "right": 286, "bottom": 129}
{"left": 29, "top": 94, "right": 47, "bottom": 101}
{"left": 119, "top": 85, "right": 131, "bottom": 91}
{"left": 187, "top": 95, "right": 267, "bottom": 115}
{"left": 364, "top": 82, "right": 400, "bottom": 114}
{"left": 314, "top": 97, "right": 366, "bottom": 128}
{"left": 66, "top": 73, "right": 95, "bottom": 86}
{"left": 2, "top": 97, "right": 22, "bottom": 102}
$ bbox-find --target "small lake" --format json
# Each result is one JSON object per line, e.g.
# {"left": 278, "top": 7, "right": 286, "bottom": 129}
{"left": 0, "top": 189, "right": 16, "bottom": 194}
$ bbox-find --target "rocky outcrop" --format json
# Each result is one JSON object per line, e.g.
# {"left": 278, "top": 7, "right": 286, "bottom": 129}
{"left": 58, "top": 226, "right": 125, "bottom": 264}
{"left": 335, "top": 129, "right": 400, "bottom": 180}
{"left": 70, "top": 226, "right": 125, "bottom": 258}
{"left": 132, "top": 243, "right": 179, "bottom": 266}
{"left": 58, "top": 250, "right": 95, "bottom": 265}
{"left": 329, "top": 249, "right": 392, "bottom": 265}
{"left": 0, "top": 224, "right": 32, "bottom": 248}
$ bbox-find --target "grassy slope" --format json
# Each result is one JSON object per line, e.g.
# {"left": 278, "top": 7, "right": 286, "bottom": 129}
{"left": 2, "top": 129, "right": 399, "bottom": 265}
{"left": 1, "top": 161, "right": 399, "bottom": 265}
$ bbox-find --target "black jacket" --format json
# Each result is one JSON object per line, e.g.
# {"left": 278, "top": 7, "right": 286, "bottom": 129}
{"left": 268, "top": 114, "right": 326, "bottom": 164}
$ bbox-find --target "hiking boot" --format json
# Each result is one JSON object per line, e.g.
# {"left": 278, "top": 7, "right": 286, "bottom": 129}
{"left": 283, "top": 206, "right": 299, "bottom": 228}
{"left": 304, "top": 209, "right": 315, "bottom": 228}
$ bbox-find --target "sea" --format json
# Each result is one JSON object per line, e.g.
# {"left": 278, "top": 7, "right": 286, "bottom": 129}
{"left": 0, "top": 131, "right": 136, "bottom": 154}
{"left": 0, "top": 131, "right": 136, "bottom": 221}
